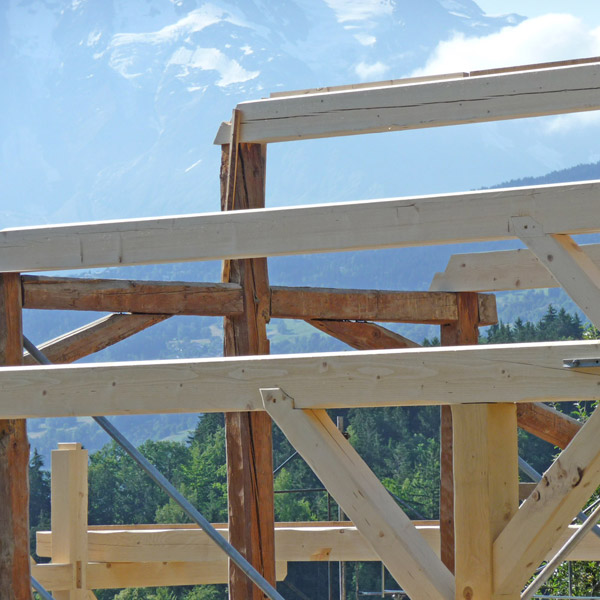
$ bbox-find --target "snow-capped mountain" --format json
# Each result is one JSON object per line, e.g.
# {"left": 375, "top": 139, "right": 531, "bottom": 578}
{"left": 0, "top": 0, "right": 522, "bottom": 227}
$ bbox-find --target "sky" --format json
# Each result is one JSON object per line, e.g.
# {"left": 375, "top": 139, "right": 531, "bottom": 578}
{"left": 477, "top": 1, "right": 600, "bottom": 24}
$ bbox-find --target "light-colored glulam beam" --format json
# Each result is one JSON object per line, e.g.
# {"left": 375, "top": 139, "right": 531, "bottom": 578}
{"left": 214, "top": 62, "right": 600, "bottom": 144}
{"left": 3, "top": 180, "right": 600, "bottom": 273}
{"left": 494, "top": 404, "right": 600, "bottom": 595}
{"left": 261, "top": 388, "right": 454, "bottom": 600}
{"left": 3, "top": 340, "right": 600, "bottom": 418}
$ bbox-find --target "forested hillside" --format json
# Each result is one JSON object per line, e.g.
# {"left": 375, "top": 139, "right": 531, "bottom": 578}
{"left": 30, "top": 306, "right": 600, "bottom": 599}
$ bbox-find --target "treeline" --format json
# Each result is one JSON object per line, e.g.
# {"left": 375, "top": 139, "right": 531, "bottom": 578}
{"left": 30, "top": 306, "right": 600, "bottom": 599}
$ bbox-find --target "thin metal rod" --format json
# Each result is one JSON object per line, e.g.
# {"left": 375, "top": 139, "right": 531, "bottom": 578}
{"left": 23, "top": 336, "right": 286, "bottom": 600}
{"left": 522, "top": 500, "right": 600, "bottom": 600}
{"left": 518, "top": 456, "right": 600, "bottom": 539}
{"left": 273, "top": 450, "right": 299, "bottom": 475}
{"left": 31, "top": 576, "right": 55, "bottom": 600}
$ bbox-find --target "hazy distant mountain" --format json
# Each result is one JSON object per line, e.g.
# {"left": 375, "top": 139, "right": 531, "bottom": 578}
{"left": 1, "top": 0, "right": 522, "bottom": 226}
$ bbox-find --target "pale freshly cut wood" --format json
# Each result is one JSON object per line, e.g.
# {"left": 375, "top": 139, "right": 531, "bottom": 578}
{"left": 22, "top": 275, "right": 243, "bottom": 316}
{"left": 31, "top": 561, "right": 288, "bottom": 590}
{"left": 23, "top": 314, "right": 169, "bottom": 366}
{"left": 307, "top": 320, "right": 420, "bottom": 350}
{"left": 429, "top": 244, "right": 600, "bottom": 293}
{"left": 511, "top": 220, "right": 600, "bottom": 328}
{"left": 452, "top": 404, "right": 519, "bottom": 600}
{"left": 3, "top": 180, "right": 600, "bottom": 273}
{"left": 4, "top": 340, "right": 600, "bottom": 418}
{"left": 516, "top": 403, "right": 582, "bottom": 449}
{"left": 494, "top": 404, "right": 600, "bottom": 595}
{"left": 213, "top": 62, "right": 600, "bottom": 144}
{"left": 262, "top": 388, "right": 455, "bottom": 600}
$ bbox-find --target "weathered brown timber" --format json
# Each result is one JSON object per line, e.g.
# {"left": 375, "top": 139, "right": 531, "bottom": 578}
{"left": 272, "top": 286, "right": 497, "bottom": 325}
{"left": 439, "top": 291, "right": 480, "bottom": 574}
{"left": 517, "top": 402, "right": 582, "bottom": 449}
{"left": 23, "top": 313, "right": 169, "bottom": 366}
{"left": 221, "top": 139, "right": 276, "bottom": 599}
{"left": 307, "top": 320, "right": 419, "bottom": 350}
{"left": 0, "top": 273, "right": 30, "bottom": 600}
{"left": 22, "top": 275, "right": 243, "bottom": 316}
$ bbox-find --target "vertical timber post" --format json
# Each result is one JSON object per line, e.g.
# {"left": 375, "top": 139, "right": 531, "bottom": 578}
{"left": 439, "top": 292, "right": 479, "bottom": 574}
{"left": 0, "top": 273, "right": 31, "bottom": 600}
{"left": 221, "top": 112, "right": 276, "bottom": 600}
{"left": 50, "top": 443, "right": 89, "bottom": 600}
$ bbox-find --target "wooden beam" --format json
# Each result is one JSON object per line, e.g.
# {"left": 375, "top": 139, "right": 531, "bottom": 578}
{"left": 439, "top": 292, "right": 481, "bottom": 574}
{"left": 262, "top": 388, "right": 454, "bottom": 600}
{"left": 22, "top": 276, "right": 243, "bottom": 316}
{"left": 21, "top": 276, "right": 498, "bottom": 327}
{"left": 221, "top": 138, "right": 276, "bottom": 599}
{"left": 32, "top": 561, "right": 288, "bottom": 590}
{"left": 50, "top": 443, "right": 88, "bottom": 599}
{"left": 213, "top": 61, "right": 600, "bottom": 144}
{"left": 306, "top": 320, "right": 420, "bottom": 350}
{"left": 0, "top": 272, "right": 30, "bottom": 600}
{"left": 3, "top": 340, "right": 600, "bottom": 418}
{"left": 3, "top": 180, "right": 600, "bottom": 273}
{"left": 494, "top": 403, "right": 600, "bottom": 595}
{"left": 35, "top": 521, "right": 600, "bottom": 566}
{"left": 272, "top": 286, "right": 497, "bottom": 325}
{"left": 430, "top": 244, "right": 600, "bottom": 293}
{"left": 511, "top": 219, "right": 600, "bottom": 328}
{"left": 23, "top": 314, "right": 169, "bottom": 366}
{"left": 517, "top": 403, "right": 582, "bottom": 449}
{"left": 452, "top": 404, "right": 519, "bottom": 600}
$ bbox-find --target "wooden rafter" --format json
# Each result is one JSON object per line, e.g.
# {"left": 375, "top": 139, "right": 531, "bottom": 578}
{"left": 261, "top": 388, "right": 455, "bottom": 600}
{"left": 3, "top": 340, "right": 600, "bottom": 418}
{"left": 494, "top": 403, "right": 600, "bottom": 595}
{"left": 516, "top": 403, "right": 582, "bottom": 449}
{"left": 23, "top": 314, "right": 169, "bottom": 366}
{"left": 3, "top": 180, "right": 600, "bottom": 273}
{"left": 213, "top": 61, "right": 600, "bottom": 144}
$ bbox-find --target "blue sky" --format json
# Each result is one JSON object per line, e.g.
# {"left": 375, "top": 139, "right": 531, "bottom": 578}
{"left": 477, "top": 1, "right": 600, "bottom": 25}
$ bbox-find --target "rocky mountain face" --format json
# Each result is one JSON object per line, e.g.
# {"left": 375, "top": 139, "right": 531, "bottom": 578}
{"left": 1, "top": 0, "right": 522, "bottom": 227}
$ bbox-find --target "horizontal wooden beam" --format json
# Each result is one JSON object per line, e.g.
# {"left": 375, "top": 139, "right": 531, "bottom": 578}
{"left": 35, "top": 521, "right": 600, "bottom": 568}
{"left": 213, "top": 61, "right": 600, "bottom": 144}
{"left": 3, "top": 340, "right": 600, "bottom": 418}
{"left": 272, "top": 287, "right": 496, "bottom": 325}
{"left": 20, "top": 277, "right": 498, "bottom": 326}
{"left": 517, "top": 403, "right": 582, "bottom": 449}
{"left": 23, "top": 314, "right": 169, "bottom": 366}
{"left": 31, "top": 560, "right": 288, "bottom": 590}
{"left": 2, "top": 180, "right": 600, "bottom": 273}
{"left": 22, "top": 276, "right": 244, "bottom": 316}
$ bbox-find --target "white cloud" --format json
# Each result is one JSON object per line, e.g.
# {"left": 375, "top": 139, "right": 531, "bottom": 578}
{"left": 354, "top": 33, "right": 376, "bottom": 46}
{"left": 324, "top": 0, "right": 393, "bottom": 23}
{"left": 413, "top": 14, "right": 600, "bottom": 76}
{"left": 355, "top": 61, "right": 388, "bottom": 81}
{"left": 541, "top": 111, "right": 600, "bottom": 134}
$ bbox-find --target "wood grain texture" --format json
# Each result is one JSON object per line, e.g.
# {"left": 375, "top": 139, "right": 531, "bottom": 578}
{"left": 51, "top": 443, "right": 88, "bottom": 600}
{"left": 23, "top": 313, "right": 169, "bottom": 366}
{"left": 22, "top": 275, "right": 243, "bottom": 316}
{"left": 439, "top": 292, "right": 480, "bottom": 575}
{"left": 213, "top": 62, "right": 600, "bottom": 144}
{"left": 516, "top": 403, "right": 582, "bottom": 449}
{"left": 512, "top": 223, "right": 600, "bottom": 329}
{"left": 430, "top": 244, "right": 600, "bottom": 293}
{"left": 307, "top": 320, "right": 420, "bottom": 350}
{"left": 0, "top": 273, "right": 30, "bottom": 600}
{"left": 494, "top": 403, "right": 600, "bottom": 594}
{"left": 221, "top": 141, "right": 276, "bottom": 599}
{"left": 3, "top": 180, "right": 600, "bottom": 273}
{"left": 3, "top": 340, "right": 600, "bottom": 418}
{"left": 452, "top": 404, "right": 519, "bottom": 600}
{"left": 262, "top": 389, "right": 454, "bottom": 600}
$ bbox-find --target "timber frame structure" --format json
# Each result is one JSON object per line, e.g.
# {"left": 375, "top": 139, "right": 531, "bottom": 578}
{"left": 3, "top": 56, "right": 600, "bottom": 599}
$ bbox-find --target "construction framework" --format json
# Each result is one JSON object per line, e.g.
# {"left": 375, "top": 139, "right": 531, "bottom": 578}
{"left": 3, "top": 56, "right": 600, "bottom": 600}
